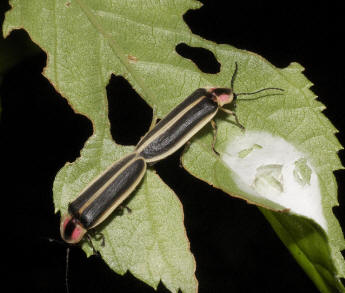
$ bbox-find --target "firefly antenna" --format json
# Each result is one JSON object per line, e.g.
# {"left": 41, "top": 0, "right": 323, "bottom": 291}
{"left": 230, "top": 62, "right": 284, "bottom": 100}
{"left": 65, "top": 247, "right": 70, "bottom": 293}
{"left": 237, "top": 88, "right": 284, "bottom": 101}
{"left": 237, "top": 87, "right": 284, "bottom": 97}
{"left": 230, "top": 62, "right": 238, "bottom": 90}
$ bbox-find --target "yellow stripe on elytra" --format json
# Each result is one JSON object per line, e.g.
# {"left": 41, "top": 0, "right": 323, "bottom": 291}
{"left": 144, "top": 110, "right": 218, "bottom": 163}
{"left": 90, "top": 158, "right": 146, "bottom": 228}
{"left": 135, "top": 95, "right": 207, "bottom": 153}
{"left": 78, "top": 155, "right": 141, "bottom": 215}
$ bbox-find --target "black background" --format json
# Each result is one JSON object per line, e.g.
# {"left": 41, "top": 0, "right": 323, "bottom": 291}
{"left": 1, "top": 1, "right": 345, "bottom": 292}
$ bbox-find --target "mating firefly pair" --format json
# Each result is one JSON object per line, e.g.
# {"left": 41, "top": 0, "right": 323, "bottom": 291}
{"left": 60, "top": 63, "right": 283, "bottom": 243}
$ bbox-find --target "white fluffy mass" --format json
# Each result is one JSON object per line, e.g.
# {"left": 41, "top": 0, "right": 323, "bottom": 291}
{"left": 221, "top": 131, "right": 327, "bottom": 230}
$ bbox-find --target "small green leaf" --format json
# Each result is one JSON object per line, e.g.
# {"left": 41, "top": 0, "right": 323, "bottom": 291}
{"left": 294, "top": 158, "right": 312, "bottom": 186}
{"left": 238, "top": 143, "right": 262, "bottom": 158}
{"left": 253, "top": 164, "right": 284, "bottom": 194}
{"left": 260, "top": 210, "right": 344, "bottom": 293}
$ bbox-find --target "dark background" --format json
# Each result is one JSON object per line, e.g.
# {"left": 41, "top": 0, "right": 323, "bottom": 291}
{"left": 1, "top": 1, "right": 344, "bottom": 292}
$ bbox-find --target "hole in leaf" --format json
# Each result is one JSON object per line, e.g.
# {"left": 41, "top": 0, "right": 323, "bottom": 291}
{"left": 107, "top": 75, "right": 152, "bottom": 146}
{"left": 175, "top": 43, "right": 220, "bottom": 74}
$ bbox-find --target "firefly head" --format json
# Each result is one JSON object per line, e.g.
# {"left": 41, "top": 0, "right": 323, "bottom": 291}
{"left": 208, "top": 88, "right": 235, "bottom": 107}
{"left": 60, "top": 214, "right": 86, "bottom": 244}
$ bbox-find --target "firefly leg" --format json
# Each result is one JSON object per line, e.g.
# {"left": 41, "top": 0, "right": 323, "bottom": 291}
{"left": 211, "top": 120, "right": 220, "bottom": 156}
{"left": 65, "top": 247, "right": 70, "bottom": 293}
{"left": 184, "top": 140, "right": 192, "bottom": 151}
{"left": 220, "top": 108, "right": 245, "bottom": 130}
{"left": 86, "top": 234, "right": 101, "bottom": 254}
{"left": 118, "top": 205, "right": 132, "bottom": 215}
{"left": 94, "top": 232, "right": 105, "bottom": 247}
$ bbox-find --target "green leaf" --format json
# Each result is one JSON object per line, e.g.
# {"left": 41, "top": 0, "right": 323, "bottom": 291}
{"left": 3, "top": 1, "right": 344, "bottom": 292}
{"left": 261, "top": 209, "right": 344, "bottom": 293}
{"left": 182, "top": 65, "right": 345, "bottom": 292}
{"left": 3, "top": 0, "right": 200, "bottom": 291}
{"left": 54, "top": 139, "right": 196, "bottom": 292}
